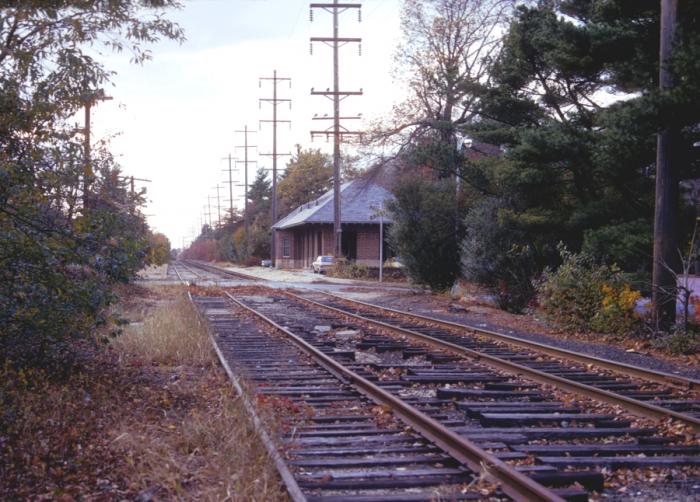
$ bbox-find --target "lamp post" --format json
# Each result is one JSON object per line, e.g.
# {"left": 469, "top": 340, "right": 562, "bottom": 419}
{"left": 370, "top": 202, "right": 387, "bottom": 283}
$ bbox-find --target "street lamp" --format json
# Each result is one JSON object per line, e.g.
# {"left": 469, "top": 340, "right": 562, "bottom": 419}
{"left": 370, "top": 202, "right": 387, "bottom": 283}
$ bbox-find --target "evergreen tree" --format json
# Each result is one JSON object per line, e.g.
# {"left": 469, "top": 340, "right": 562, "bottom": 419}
{"left": 462, "top": 0, "right": 700, "bottom": 306}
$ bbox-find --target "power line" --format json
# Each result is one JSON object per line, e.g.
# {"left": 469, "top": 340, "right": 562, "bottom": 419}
{"left": 310, "top": 0, "right": 363, "bottom": 257}
{"left": 221, "top": 153, "right": 238, "bottom": 223}
{"left": 213, "top": 184, "right": 223, "bottom": 227}
{"left": 235, "top": 125, "right": 257, "bottom": 253}
{"left": 260, "top": 69, "right": 292, "bottom": 266}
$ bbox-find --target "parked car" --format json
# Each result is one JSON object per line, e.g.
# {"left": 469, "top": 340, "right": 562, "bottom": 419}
{"left": 260, "top": 259, "right": 272, "bottom": 267}
{"left": 312, "top": 255, "right": 334, "bottom": 273}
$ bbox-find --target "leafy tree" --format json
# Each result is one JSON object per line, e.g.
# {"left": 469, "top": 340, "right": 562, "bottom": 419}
{"left": 0, "top": 1, "right": 183, "bottom": 364}
{"left": 387, "top": 176, "right": 460, "bottom": 290}
{"left": 461, "top": 197, "right": 540, "bottom": 311}
{"left": 147, "top": 232, "right": 171, "bottom": 266}
{"left": 278, "top": 146, "right": 333, "bottom": 216}
{"left": 370, "top": 0, "right": 513, "bottom": 175}
{"left": 247, "top": 167, "right": 272, "bottom": 220}
{"left": 462, "top": 0, "right": 700, "bottom": 310}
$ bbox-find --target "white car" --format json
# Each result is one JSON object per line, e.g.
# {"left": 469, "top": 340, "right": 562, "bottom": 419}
{"left": 312, "top": 255, "right": 334, "bottom": 273}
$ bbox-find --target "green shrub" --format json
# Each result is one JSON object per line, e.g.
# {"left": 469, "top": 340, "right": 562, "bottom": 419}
{"left": 461, "top": 197, "right": 541, "bottom": 313}
{"left": 537, "top": 245, "right": 642, "bottom": 335}
{"left": 387, "top": 177, "right": 460, "bottom": 291}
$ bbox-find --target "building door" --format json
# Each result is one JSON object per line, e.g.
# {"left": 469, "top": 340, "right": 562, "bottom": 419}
{"left": 341, "top": 230, "right": 357, "bottom": 260}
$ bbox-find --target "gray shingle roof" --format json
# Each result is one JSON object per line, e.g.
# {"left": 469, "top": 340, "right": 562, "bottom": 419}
{"left": 272, "top": 180, "right": 394, "bottom": 230}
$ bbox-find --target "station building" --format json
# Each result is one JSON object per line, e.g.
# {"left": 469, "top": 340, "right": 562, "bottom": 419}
{"left": 272, "top": 180, "right": 393, "bottom": 269}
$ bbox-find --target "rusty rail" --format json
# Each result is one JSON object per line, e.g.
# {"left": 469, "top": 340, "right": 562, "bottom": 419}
{"left": 288, "top": 290, "right": 700, "bottom": 433}
{"left": 225, "top": 291, "right": 565, "bottom": 502}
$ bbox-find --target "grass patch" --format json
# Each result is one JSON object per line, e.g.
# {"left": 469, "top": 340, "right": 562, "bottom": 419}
{"left": 1, "top": 285, "right": 286, "bottom": 501}
{"left": 112, "top": 287, "right": 214, "bottom": 367}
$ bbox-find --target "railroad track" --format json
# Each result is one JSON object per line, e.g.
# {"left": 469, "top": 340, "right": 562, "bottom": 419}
{"left": 168, "top": 260, "right": 259, "bottom": 283}
{"left": 226, "top": 287, "right": 700, "bottom": 500}
{"left": 174, "top": 261, "right": 700, "bottom": 499}
{"left": 286, "top": 289, "right": 700, "bottom": 431}
{"left": 192, "top": 293, "right": 573, "bottom": 501}
{"left": 179, "top": 260, "right": 700, "bottom": 429}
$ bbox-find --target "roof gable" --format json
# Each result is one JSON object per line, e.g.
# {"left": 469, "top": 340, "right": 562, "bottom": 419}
{"left": 273, "top": 180, "right": 394, "bottom": 229}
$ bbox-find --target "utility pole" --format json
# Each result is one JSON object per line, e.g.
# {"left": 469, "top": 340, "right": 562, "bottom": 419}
{"left": 652, "top": 0, "right": 679, "bottom": 328}
{"left": 260, "top": 70, "right": 292, "bottom": 265}
{"left": 235, "top": 125, "right": 257, "bottom": 254}
{"left": 213, "top": 184, "right": 223, "bottom": 228}
{"left": 80, "top": 88, "right": 112, "bottom": 210}
{"left": 202, "top": 205, "right": 210, "bottom": 230}
{"left": 310, "top": 1, "right": 363, "bottom": 257}
{"left": 207, "top": 196, "right": 216, "bottom": 230}
{"left": 221, "top": 153, "right": 237, "bottom": 223}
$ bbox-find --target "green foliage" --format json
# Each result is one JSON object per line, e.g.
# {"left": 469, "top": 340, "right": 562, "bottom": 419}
{"left": 0, "top": 1, "right": 183, "bottom": 365}
{"left": 278, "top": 146, "right": 332, "bottom": 217}
{"left": 461, "top": 197, "right": 540, "bottom": 312}
{"left": 460, "top": 0, "right": 700, "bottom": 316}
{"left": 537, "top": 246, "right": 642, "bottom": 336}
{"left": 388, "top": 177, "right": 460, "bottom": 290}
{"left": 147, "top": 232, "right": 171, "bottom": 266}
{"left": 654, "top": 328, "right": 699, "bottom": 355}
{"left": 581, "top": 219, "right": 652, "bottom": 272}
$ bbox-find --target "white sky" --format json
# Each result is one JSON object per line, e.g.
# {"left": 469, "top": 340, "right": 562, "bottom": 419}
{"left": 90, "top": 0, "right": 404, "bottom": 249}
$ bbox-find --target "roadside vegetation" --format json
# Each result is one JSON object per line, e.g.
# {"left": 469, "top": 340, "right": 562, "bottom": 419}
{"left": 0, "top": 1, "right": 178, "bottom": 367}
{"left": 0, "top": 3, "right": 283, "bottom": 500}
{"left": 379, "top": 0, "right": 700, "bottom": 352}
{"left": 0, "top": 285, "right": 286, "bottom": 500}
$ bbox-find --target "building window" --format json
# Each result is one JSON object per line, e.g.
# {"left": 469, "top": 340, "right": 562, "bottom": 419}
{"left": 282, "top": 236, "right": 290, "bottom": 258}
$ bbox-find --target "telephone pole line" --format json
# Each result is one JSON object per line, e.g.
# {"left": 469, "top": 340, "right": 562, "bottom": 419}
{"left": 80, "top": 88, "right": 112, "bottom": 210}
{"left": 310, "top": 1, "right": 363, "bottom": 257}
{"left": 260, "top": 70, "right": 292, "bottom": 265}
{"left": 221, "top": 153, "right": 237, "bottom": 223}
{"left": 213, "top": 184, "right": 222, "bottom": 228}
{"left": 235, "top": 125, "right": 257, "bottom": 252}
{"left": 207, "top": 195, "right": 216, "bottom": 229}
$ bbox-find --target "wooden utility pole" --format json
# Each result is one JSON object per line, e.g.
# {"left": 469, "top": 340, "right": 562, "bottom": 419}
{"left": 310, "top": 1, "right": 363, "bottom": 257}
{"left": 221, "top": 153, "right": 237, "bottom": 223}
{"left": 652, "top": 0, "right": 679, "bottom": 327}
{"left": 213, "top": 184, "right": 223, "bottom": 228}
{"left": 207, "top": 195, "right": 216, "bottom": 229}
{"left": 260, "top": 70, "right": 292, "bottom": 265}
{"left": 80, "top": 89, "right": 112, "bottom": 210}
{"left": 235, "top": 125, "right": 257, "bottom": 253}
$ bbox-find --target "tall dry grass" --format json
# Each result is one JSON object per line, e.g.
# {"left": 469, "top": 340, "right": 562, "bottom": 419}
{"left": 113, "top": 290, "right": 214, "bottom": 366}
{"left": 111, "top": 287, "right": 287, "bottom": 501}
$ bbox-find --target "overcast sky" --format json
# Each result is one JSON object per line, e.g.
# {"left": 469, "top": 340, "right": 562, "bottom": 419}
{"left": 91, "top": 0, "right": 403, "bottom": 249}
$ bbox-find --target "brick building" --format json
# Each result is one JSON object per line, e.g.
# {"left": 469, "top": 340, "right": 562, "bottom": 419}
{"left": 272, "top": 180, "right": 394, "bottom": 269}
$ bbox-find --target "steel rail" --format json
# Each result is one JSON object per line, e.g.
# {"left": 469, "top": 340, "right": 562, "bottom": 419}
{"left": 225, "top": 291, "right": 565, "bottom": 502}
{"left": 287, "top": 291, "right": 700, "bottom": 433}
{"left": 171, "top": 262, "right": 190, "bottom": 285}
{"left": 184, "top": 260, "right": 700, "bottom": 393}
{"left": 182, "top": 260, "right": 261, "bottom": 281}
{"left": 175, "top": 261, "right": 700, "bottom": 429}
{"left": 184, "top": 289, "right": 307, "bottom": 502}
{"left": 173, "top": 267, "right": 306, "bottom": 500}
{"left": 317, "top": 291, "right": 700, "bottom": 392}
